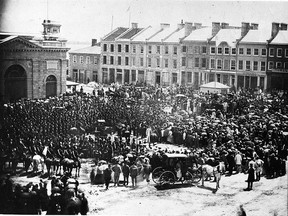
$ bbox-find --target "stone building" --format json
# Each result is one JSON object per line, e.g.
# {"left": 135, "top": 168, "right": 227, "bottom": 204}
{"left": 99, "top": 21, "right": 288, "bottom": 91}
{"left": 0, "top": 20, "right": 69, "bottom": 102}
{"left": 69, "top": 39, "right": 101, "bottom": 84}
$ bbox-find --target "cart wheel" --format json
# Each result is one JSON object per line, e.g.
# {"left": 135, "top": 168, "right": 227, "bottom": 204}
{"left": 159, "top": 171, "right": 175, "bottom": 185}
{"left": 192, "top": 168, "right": 202, "bottom": 183}
{"left": 183, "top": 171, "right": 194, "bottom": 184}
{"left": 152, "top": 167, "right": 165, "bottom": 184}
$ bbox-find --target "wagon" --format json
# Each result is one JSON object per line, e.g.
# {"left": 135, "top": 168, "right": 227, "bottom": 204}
{"left": 152, "top": 153, "right": 202, "bottom": 186}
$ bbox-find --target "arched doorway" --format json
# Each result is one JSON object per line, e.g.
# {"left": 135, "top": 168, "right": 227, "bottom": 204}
{"left": 4, "top": 65, "right": 27, "bottom": 102}
{"left": 46, "top": 75, "right": 57, "bottom": 98}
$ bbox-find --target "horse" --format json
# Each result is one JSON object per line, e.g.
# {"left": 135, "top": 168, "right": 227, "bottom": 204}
{"left": 61, "top": 158, "right": 81, "bottom": 178}
{"left": 200, "top": 162, "right": 226, "bottom": 186}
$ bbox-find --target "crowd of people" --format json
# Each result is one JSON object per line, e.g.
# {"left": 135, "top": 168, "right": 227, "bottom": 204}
{"left": 0, "top": 83, "right": 287, "bottom": 213}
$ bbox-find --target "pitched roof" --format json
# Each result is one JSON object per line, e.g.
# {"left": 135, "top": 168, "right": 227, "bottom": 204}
{"left": 69, "top": 45, "right": 101, "bottom": 54}
{"left": 164, "top": 28, "right": 185, "bottom": 43}
{"left": 102, "top": 27, "right": 129, "bottom": 41}
{"left": 148, "top": 26, "right": 175, "bottom": 42}
{"left": 240, "top": 28, "right": 271, "bottom": 44}
{"left": 183, "top": 27, "right": 212, "bottom": 41}
{"left": 132, "top": 26, "right": 161, "bottom": 41}
{"left": 211, "top": 28, "right": 242, "bottom": 47}
{"left": 270, "top": 30, "right": 288, "bottom": 45}
{"left": 118, "top": 28, "right": 144, "bottom": 40}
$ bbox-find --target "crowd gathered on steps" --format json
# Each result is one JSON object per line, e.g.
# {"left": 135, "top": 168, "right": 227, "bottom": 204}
{"left": 0, "top": 84, "right": 287, "bottom": 213}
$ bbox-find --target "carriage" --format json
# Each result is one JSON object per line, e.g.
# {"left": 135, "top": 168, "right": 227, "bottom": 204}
{"left": 152, "top": 153, "right": 202, "bottom": 186}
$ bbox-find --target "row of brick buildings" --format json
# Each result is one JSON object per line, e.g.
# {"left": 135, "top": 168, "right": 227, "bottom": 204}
{"left": 69, "top": 21, "right": 288, "bottom": 91}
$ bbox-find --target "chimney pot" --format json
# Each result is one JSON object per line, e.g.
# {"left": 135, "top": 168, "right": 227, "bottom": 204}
{"left": 131, "top": 23, "right": 138, "bottom": 28}
{"left": 251, "top": 23, "right": 259, "bottom": 30}
{"left": 194, "top": 23, "right": 202, "bottom": 29}
{"left": 221, "top": 23, "right": 229, "bottom": 29}
{"left": 160, "top": 23, "right": 170, "bottom": 29}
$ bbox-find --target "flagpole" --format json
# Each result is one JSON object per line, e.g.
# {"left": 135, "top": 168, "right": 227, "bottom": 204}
{"left": 128, "top": 10, "right": 131, "bottom": 27}
{"left": 111, "top": 15, "right": 114, "bottom": 31}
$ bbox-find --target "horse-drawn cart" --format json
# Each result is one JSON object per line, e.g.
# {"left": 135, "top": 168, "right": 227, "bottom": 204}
{"left": 152, "top": 153, "right": 202, "bottom": 186}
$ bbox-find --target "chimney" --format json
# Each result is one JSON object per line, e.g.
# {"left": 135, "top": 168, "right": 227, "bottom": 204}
{"left": 184, "top": 22, "right": 193, "bottom": 36}
{"left": 251, "top": 23, "right": 259, "bottom": 30}
{"left": 177, "top": 22, "right": 185, "bottom": 29}
{"left": 131, "top": 23, "right": 138, "bottom": 28}
{"left": 271, "top": 22, "right": 280, "bottom": 37}
{"left": 212, "top": 22, "right": 221, "bottom": 36}
{"left": 194, "top": 23, "right": 202, "bottom": 29}
{"left": 221, "top": 22, "right": 229, "bottom": 29}
{"left": 280, "top": 23, "right": 287, "bottom": 30}
{"left": 91, "top": 39, "right": 97, "bottom": 46}
{"left": 241, "top": 22, "right": 250, "bottom": 37}
{"left": 160, "top": 23, "right": 170, "bottom": 29}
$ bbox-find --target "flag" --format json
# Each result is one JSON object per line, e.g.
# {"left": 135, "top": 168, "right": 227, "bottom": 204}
{"left": 126, "top": 6, "right": 130, "bottom": 12}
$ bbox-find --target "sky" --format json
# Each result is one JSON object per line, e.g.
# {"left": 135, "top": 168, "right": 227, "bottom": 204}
{"left": 0, "top": 0, "right": 288, "bottom": 45}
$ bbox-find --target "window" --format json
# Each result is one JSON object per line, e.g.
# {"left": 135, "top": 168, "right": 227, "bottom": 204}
{"left": 210, "top": 59, "right": 215, "bottom": 69}
{"left": 86, "top": 56, "right": 90, "bottom": 64}
{"left": 165, "top": 46, "right": 169, "bottom": 54}
{"left": 231, "top": 48, "right": 236, "bottom": 55}
{"left": 173, "top": 59, "right": 177, "bottom": 68}
{"left": 210, "top": 47, "right": 216, "bottom": 54}
{"left": 132, "top": 45, "right": 136, "bottom": 53}
{"left": 268, "top": 61, "right": 274, "bottom": 70}
{"left": 156, "top": 58, "right": 160, "bottom": 67}
{"left": 80, "top": 56, "right": 84, "bottom": 64}
{"left": 131, "top": 57, "right": 136, "bottom": 66}
{"left": 253, "top": 61, "right": 258, "bottom": 71}
{"left": 125, "top": 57, "right": 129, "bottom": 65}
{"left": 182, "top": 46, "right": 187, "bottom": 53}
{"left": 94, "top": 57, "right": 98, "bottom": 64}
{"left": 284, "top": 62, "right": 288, "bottom": 69}
{"left": 156, "top": 46, "right": 161, "bottom": 54}
{"left": 195, "top": 58, "right": 199, "bottom": 67}
{"left": 239, "top": 48, "right": 244, "bottom": 55}
{"left": 117, "top": 56, "right": 121, "bottom": 65}
{"left": 260, "top": 62, "right": 266, "bottom": 71}
{"left": 238, "top": 60, "right": 243, "bottom": 70}
{"left": 276, "top": 62, "right": 282, "bottom": 69}
{"left": 73, "top": 55, "right": 77, "bottom": 63}
{"left": 285, "top": 49, "right": 288, "bottom": 58}
{"left": 110, "top": 56, "right": 114, "bottom": 64}
{"left": 140, "top": 57, "right": 144, "bottom": 66}
{"left": 277, "top": 48, "right": 283, "bottom": 57}
{"left": 172, "top": 73, "right": 177, "bottom": 83}
{"left": 164, "top": 59, "right": 168, "bottom": 68}
{"left": 254, "top": 48, "right": 259, "bottom": 56}
{"left": 187, "top": 72, "right": 192, "bottom": 83}
{"left": 217, "top": 59, "right": 222, "bottom": 69}
{"left": 269, "top": 48, "right": 274, "bottom": 57}
{"left": 224, "top": 47, "right": 229, "bottom": 55}
{"left": 246, "top": 48, "right": 251, "bottom": 55}
{"left": 110, "top": 44, "right": 114, "bottom": 52}
{"left": 117, "top": 44, "right": 121, "bottom": 52}
{"left": 148, "top": 45, "right": 152, "bottom": 54}
{"left": 103, "top": 44, "right": 107, "bottom": 52}
{"left": 231, "top": 60, "right": 236, "bottom": 70}
{"left": 140, "top": 45, "right": 144, "bottom": 54}
{"left": 182, "top": 57, "right": 186, "bottom": 67}
{"left": 173, "top": 46, "right": 177, "bottom": 55}
{"left": 224, "top": 59, "right": 229, "bottom": 70}
{"left": 148, "top": 58, "right": 151, "bottom": 67}
{"left": 194, "top": 46, "right": 200, "bottom": 54}
{"left": 246, "top": 61, "right": 251, "bottom": 71}
{"left": 103, "top": 55, "right": 107, "bottom": 64}
{"left": 261, "top": 48, "right": 267, "bottom": 56}
{"left": 92, "top": 71, "right": 98, "bottom": 82}
{"left": 201, "top": 58, "right": 206, "bottom": 68}
{"left": 125, "top": 45, "right": 129, "bottom": 53}
{"left": 217, "top": 47, "right": 222, "bottom": 54}
{"left": 202, "top": 46, "right": 207, "bottom": 54}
